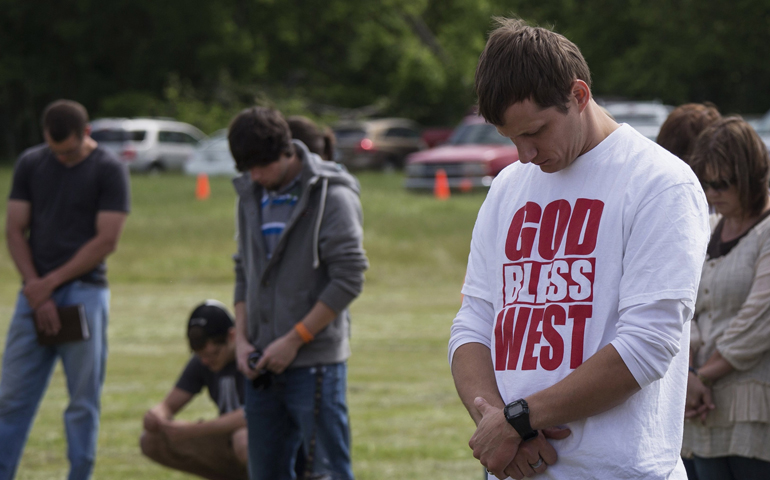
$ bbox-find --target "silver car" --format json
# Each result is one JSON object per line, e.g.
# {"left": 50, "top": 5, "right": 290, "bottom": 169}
{"left": 749, "top": 109, "right": 770, "bottom": 150}
{"left": 600, "top": 101, "right": 673, "bottom": 141}
{"left": 183, "top": 131, "right": 238, "bottom": 177}
{"left": 91, "top": 118, "right": 206, "bottom": 172}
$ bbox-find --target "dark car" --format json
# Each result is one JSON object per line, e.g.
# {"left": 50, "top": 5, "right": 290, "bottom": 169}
{"left": 404, "top": 116, "right": 519, "bottom": 190}
{"left": 333, "top": 118, "right": 425, "bottom": 171}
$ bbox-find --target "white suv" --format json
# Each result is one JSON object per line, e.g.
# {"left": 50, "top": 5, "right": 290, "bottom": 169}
{"left": 90, "top": 118, "right": 207, "bottom": 172}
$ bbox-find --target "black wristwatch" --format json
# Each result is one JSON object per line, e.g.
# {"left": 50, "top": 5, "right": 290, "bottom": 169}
{"left": 504, "top": 399, "right": 538, "bottom": 441}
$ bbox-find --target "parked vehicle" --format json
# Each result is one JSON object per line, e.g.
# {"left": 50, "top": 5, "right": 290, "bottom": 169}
{"left": 404, "top": 116, "right": 518, "bottom": 191}
{"left": 91, "top": 118, "right": 206, "bottom": 172}
{"left": 183, "top": 130, "right": 238, "bottom": 176}
{"left": 749, "top": 109, "right": 770, "bottom": 150}
{"left": 333, "top": 118, "right": 425, "bottom": 170}
{"left": 600, "top": 100, "right": 673, "bottom": 141}
{"left": 421, "top": 127, "right": 455, "bottom": 148}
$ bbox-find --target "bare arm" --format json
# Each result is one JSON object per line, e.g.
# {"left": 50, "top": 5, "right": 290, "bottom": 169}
{"left": 452, "top": 343, "right": 625, "bottom": 429}
{"left": 145, "top": 387, "right": 246, "bottom": 440}
{"left": 144, "top": 387, "right": 193, "bottom": 432}
{"left": 526, "top": 344, "right": 639, "bottom": 429}
{"left": 697, "top": 350, "right": 734, "bottom": 383}
{"left": 451, "top": 342, "right": 505, "bottom": 425}
{"left": 161, "top": 409, "right": 247, "bottom": 441}
{"left": 6, "top": 200, "right": 62, "bottom": 334}
{"left": 23, "top": 211, "right": 127, "bottom": 308}
{"left": 466, "top": 343, "right": 638, "bottom": 476}
{"left": 5, "top": 200, "right": 38, "bottom": 282}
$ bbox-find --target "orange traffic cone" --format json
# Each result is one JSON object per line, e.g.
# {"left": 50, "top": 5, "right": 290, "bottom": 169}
{"left": 434, "top": 169, "right": 450, "bottom": 200}
{"left": 196, "top": 173, "right": 210, "bottom": 200}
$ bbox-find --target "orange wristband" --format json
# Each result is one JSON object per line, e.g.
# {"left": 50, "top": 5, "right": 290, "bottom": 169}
{"left": 294, "top": 323, "right": 314, "bottom": 343}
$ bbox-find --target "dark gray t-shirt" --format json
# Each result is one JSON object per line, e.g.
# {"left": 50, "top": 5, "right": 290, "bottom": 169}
{"left": 175, "top": 356, "right": 245, "bottom": 415}
{"left": 9, "top": 144, "right": 131, "bottom": 286}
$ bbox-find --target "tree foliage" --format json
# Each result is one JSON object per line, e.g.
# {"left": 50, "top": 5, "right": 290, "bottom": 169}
{"left": 1, "top": 0, "right": 769, "bottom": 159}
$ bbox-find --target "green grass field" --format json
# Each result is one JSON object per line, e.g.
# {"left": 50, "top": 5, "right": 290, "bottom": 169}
{"left": 0, "top": 167, "right": 488, "bottom": 479}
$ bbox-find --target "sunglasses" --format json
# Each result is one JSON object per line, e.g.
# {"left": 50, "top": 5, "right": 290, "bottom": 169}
{"left": 700, "top": 178, "right": 734, "bottom": 192}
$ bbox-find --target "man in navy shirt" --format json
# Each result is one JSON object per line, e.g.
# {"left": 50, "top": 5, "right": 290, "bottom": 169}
{"left": 140, "top": 301, "right": 248, "bottom": 480}
{"left": 0, "top": 99, "right": 130, "bottom": 480}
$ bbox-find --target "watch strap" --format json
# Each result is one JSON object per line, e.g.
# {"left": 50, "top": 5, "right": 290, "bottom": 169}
{"left": 504, "top": 399, "right": 538, "bottom": 441}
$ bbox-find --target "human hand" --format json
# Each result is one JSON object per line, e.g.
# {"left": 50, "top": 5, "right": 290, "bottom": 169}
{"left": 34, "top": 299, "right": 61, "bottom": 336}
{"left": 699, "top": 351, "right": 734, "bottom": 382}
{"left": 504, "top": 427, "right": 571, "bottom": 479}
{"left": 469, "top": 397, "right": 521, "bottom": 478}
{"left": 685, "top": 372, "right": 714, "bottom": 423}
{"left": 23, "top": 277, "right": 55, "bottom": 310}
{"left": 143, "top": 409, "right": 163, "bottom": 432}
{"left": 159, "top": 419, "right": 194, "bottom": 443}
{"left": 254, "top": 333, "right": 303, "bottom": 375}
{"left": 235, "top": 336, "right": 257, "bottom": 380}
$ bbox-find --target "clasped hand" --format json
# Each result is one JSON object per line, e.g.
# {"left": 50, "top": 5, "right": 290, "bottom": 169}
{"left": 23, "top": 277, "right": 55, "bottom": 310}
{"left": 33, "top": 299, "right": 61, "bottom": 336}
{"left": 685, "top": 373, "right": 714, "bottom": 423}
{"left": 470, "top": 397, "right": 571, "bottom": 479}
{"left": 143, "top": 409, "right": 193, "bottom": 442}
{"left": 236, "top": 332, "right": 302, "bottom": 379}
{"left": 253, "top": 334, "right": 303, "bottom": 374}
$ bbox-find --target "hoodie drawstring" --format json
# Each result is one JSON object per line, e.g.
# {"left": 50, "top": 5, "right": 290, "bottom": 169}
{"left": 312, "top": 177, "right": 328, "bottom": 269}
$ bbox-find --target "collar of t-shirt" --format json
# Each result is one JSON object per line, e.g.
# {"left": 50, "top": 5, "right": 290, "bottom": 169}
{"left": 260, "top": 173, "right": 303, "bottom": 258}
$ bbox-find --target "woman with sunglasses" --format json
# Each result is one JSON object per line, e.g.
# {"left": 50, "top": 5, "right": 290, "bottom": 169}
{"left": 683, "top": 116, "right": 770, "bottom": 480}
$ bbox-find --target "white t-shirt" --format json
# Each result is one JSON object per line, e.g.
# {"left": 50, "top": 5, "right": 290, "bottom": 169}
{"left": 450, "top": 125, "right": 710, "bottom": 479}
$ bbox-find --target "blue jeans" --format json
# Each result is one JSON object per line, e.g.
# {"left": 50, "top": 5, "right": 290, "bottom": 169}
{"left": 0, "top": 282, "right": 110, "bottom": 480}
{"left": 693, "top": 455, "right": 770, "bottom": 480}
{"left": 244, "top": 362, "right": 353, "bottom": 480}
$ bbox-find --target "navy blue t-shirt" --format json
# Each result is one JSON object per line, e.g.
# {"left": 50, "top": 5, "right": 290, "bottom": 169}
{"left": 9, "top": 144, "right": 131, "bottom": 286}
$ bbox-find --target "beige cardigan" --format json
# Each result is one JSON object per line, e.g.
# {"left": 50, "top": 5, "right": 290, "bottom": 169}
{"left": 683, "top": 213, "right": 770, "bottom": 461}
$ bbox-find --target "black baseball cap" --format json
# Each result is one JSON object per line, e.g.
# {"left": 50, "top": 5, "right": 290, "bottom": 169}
{"left": 187, "top": 300, "right": 234, "bottom": 338}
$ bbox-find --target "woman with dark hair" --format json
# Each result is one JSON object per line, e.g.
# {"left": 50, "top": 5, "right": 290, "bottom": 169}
{"left": 287, "top": 116, "right": 336, "bottom": 161}
{"left": 684, "top": 117, "right": 770, "bottom": 480}
{"left": 657, "top": 103, "right": 722, "bottom": 480}
{"left": 657, "top": 103, "right": 721, "bottom": 164}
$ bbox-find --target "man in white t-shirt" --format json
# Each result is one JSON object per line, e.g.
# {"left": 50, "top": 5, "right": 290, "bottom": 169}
{"left": 449, "top": 18, "right": 710, "bottom": 480}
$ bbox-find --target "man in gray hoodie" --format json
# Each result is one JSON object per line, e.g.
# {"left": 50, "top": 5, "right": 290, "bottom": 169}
{"left": 227, "top": 107, "right": 368, "bottom": 480}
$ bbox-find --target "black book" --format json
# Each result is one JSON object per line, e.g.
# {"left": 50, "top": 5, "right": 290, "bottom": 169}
{"left": 36, "top": 304, "right": 90, "bottom": 346}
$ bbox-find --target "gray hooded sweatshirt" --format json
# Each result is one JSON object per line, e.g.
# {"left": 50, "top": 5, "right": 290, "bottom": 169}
{"left": 233, "top": 140, "right": 368, "bottom": 368}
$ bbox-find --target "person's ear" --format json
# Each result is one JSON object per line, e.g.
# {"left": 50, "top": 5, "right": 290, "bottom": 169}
{"left": 227, "top": 327, "right": 236, "bottom": 343}
{"left": 571, "top": 80, "right": 591, "bottom": 113}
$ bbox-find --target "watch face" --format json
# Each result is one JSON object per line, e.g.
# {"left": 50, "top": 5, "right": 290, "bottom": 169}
{"left": 507, "top": 403, "right": 524, "bottom": 416}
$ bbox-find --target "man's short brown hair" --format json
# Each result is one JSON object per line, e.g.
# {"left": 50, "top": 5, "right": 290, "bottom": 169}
{"left": 228, "top": 107, "right": 292, "bottom": 172}
{"left": 475, "top": 17, "right": 592, "bottom": 126}
{"left": 41, "top": 100, "right": 89, "bottom": 142}
{"left": 690, "top": 117, "right": 769, "bottom": 217}
{"left": 657, "top": 103, "right": 721, "bottom": 163}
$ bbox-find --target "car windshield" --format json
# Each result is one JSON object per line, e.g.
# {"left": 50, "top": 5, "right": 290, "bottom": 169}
{"left": 448, "top": 123, "right": 513, "bottom": 146}
{"left": 92, "top": 129, "right": 146, "bottom": 142}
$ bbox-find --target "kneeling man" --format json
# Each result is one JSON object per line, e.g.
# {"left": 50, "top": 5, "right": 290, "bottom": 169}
{"left": 141, "top": 301, "right": 248, "bottom": 480}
